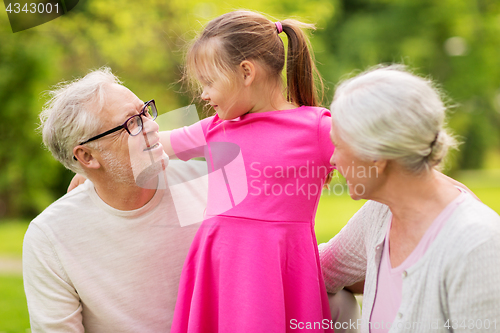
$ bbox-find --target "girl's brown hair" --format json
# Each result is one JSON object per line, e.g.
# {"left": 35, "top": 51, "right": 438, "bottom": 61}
{"left": 185, "top": 10, "right": 323, "bottom": 107}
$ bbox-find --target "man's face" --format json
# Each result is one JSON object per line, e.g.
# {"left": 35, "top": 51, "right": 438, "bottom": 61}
{"left": 93, "top": 84, "right": 166, "bottom": 187}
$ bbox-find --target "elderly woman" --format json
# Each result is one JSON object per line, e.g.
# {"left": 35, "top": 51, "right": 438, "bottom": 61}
{"left": 320, "top": 66, "right": 500, "bottom": 333}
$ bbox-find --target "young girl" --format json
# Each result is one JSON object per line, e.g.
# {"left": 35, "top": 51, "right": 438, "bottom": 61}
{"left": 163, "top": 10, "right": 335, "bottom": 333}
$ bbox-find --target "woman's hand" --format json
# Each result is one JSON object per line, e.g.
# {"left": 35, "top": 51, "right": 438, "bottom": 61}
{"left": 67, "top": 174, "right": 87, "bottom": 193}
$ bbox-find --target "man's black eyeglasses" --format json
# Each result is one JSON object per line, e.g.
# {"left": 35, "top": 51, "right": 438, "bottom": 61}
{"left": 73, "top": 99, "right": 157, "bottom": 160}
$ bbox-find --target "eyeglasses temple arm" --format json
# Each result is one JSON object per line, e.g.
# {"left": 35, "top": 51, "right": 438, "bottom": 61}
{"left": 79, "top": 125, "right": 124, "bottom": 145}
{"left": 73, "top": 125, "right": 124, "bottom": 161}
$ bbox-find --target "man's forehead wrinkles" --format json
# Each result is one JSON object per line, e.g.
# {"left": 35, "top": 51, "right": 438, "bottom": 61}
{"left": 115, "top": 100, "right": 143, "bottom": 121}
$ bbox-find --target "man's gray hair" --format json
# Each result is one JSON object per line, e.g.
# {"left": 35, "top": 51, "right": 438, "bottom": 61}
{"left": 39, "top": 67, "right": 121, "bottom": 174}
{"left": 331, "top": 65, "right": 458, "bottom": 173}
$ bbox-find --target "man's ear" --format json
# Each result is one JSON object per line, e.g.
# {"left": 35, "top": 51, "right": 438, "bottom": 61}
{"left": 73, "top": 146, "right": 101, "bottom": 170}
{"left": 239, "top": 60, "right": 256, "bottom": 87}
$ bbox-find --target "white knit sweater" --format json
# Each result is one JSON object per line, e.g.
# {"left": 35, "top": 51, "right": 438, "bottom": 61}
{"left": 319, "top": 191, "right": 500, "bottom": 333}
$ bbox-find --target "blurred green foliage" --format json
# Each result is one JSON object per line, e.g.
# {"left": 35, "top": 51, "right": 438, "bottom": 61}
{"left": 0, "top": 0, "right": 499, "bottom": 218}
{"left": 315, "top": 0, "right": 500, "bottom": 172}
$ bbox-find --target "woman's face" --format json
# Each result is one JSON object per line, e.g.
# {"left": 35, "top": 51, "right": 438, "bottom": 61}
{"left": 329, "top": 122, "right": 381, "bottom": 200}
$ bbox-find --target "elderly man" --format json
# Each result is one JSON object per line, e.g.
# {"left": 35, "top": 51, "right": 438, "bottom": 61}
{"left": 23, "top": 68, "right": 207, "bottom": 332}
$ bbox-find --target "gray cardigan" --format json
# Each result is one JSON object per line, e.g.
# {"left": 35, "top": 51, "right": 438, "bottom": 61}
{"left": 319, "top": 192, "right": 500, "bottom": 332}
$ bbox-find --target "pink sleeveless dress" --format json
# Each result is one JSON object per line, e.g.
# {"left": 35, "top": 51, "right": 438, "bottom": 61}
{"left": 170, "top": 106, "right": 335, "bottom": 333}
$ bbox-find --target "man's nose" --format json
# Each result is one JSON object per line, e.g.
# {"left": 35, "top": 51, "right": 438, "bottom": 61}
{"left": 141, "top": 115, "right": 159, "bottom": 134}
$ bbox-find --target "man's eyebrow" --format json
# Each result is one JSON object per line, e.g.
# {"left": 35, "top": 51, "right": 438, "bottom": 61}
{"left": 123, "top": 103, "right": 144, "bottom": 119}
{"left": 123, "top": 110, "right": 137, "bottom": 119}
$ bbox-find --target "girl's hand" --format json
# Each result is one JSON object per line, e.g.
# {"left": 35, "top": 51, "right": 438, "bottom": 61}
{"left": 67, "top": 174, "right": 87, "bottom": 193}
{"left": 159, "top": 131, "right": 177, "bottom": 158}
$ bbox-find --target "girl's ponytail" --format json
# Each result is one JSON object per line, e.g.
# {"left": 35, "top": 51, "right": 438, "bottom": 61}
{"left": 281, "top": 20, "right": 323, "bottom": 107}
{"left": 185, "top": 11, "right": 323, "bottom": 108}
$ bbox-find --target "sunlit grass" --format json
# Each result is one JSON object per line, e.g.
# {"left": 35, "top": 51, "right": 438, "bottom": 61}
{"left": 0, "top": 221, "right": 30, "bottom": 332}
{"left": 0, "top": 275, "right": 30, "bottom": 333}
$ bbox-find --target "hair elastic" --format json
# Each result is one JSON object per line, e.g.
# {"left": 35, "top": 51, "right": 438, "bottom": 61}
{"left": 430, "top": 132, "right": 439, "bottom": 149}
{"left": 275, "top": 21, "right": 283, "bottom": 34}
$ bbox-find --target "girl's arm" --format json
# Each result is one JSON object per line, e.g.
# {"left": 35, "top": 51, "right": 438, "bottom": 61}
{"left": 160, "top": 118, "right": 211, "bottom": 162}
{"left": 158, "top": 131, "right": 177, "bottom": 159}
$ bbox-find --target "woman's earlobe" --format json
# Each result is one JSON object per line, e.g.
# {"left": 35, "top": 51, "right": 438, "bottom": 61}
{"left": 373, "top": 159, "right": 388, "bottom": 174}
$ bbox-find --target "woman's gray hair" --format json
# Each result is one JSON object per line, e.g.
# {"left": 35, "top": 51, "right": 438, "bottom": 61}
{"left": 39, "top": 67, "right": 121, "bottom": 174}
{"left": 330, "top": 65, "right": 458, "bottom": 173}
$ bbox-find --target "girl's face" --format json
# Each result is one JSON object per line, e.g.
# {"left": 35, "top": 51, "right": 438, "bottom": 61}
{"left": 198, "top": 71, "right": 252, "bottom": 120}
{"left": 195, "top": 57, "right": 257, "bottom": 120}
